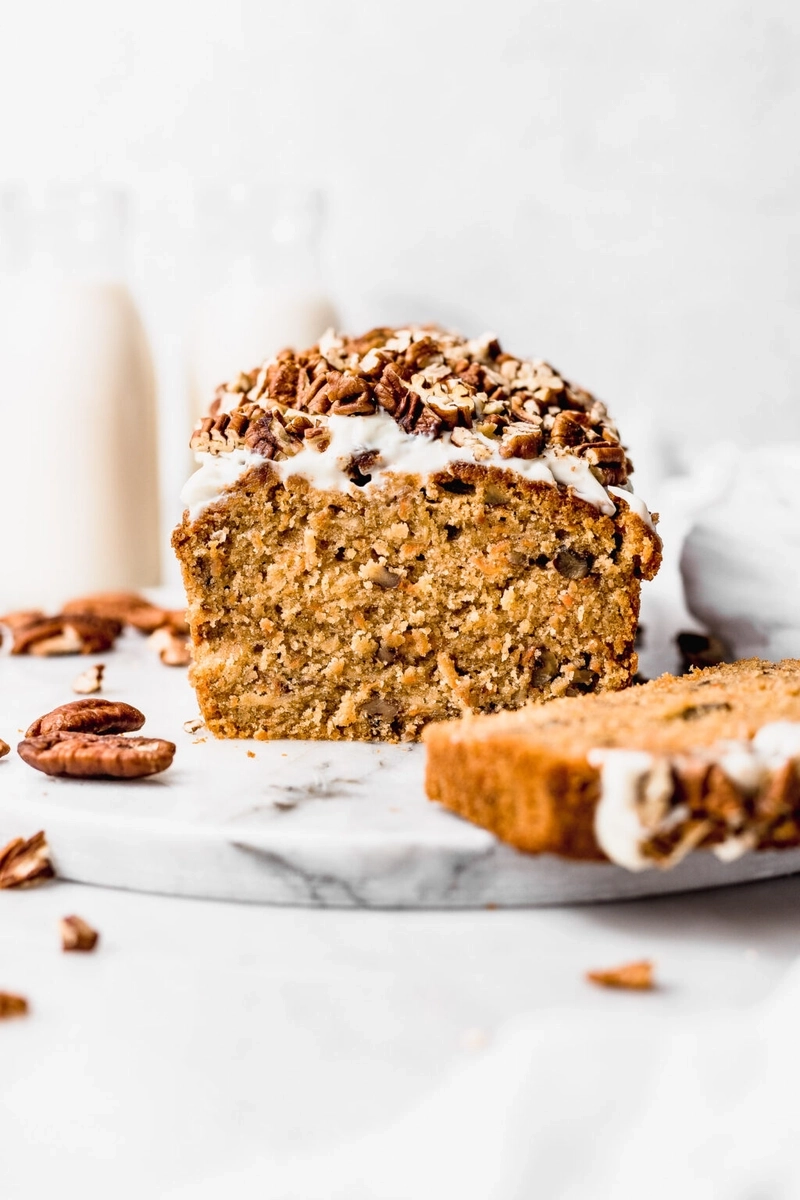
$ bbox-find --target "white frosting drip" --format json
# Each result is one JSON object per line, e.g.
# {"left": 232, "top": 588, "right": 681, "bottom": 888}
{"left": 590, "top": 721, "right": 800, "bottom": 872}
{"left": 180, "top": 448, "right": 265, "bottom": 518}
{"left": 588, "top": 749, "right": 671, "bottom": 871}
{"left": 181, "top": 410, "right": 654, "bottom": 526}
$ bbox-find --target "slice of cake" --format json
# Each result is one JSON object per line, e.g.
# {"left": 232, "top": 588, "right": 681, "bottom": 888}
{"left": 424, "top": 659, "right": 800, "bottom": 868}
{"left": 173, "top": 326, "right": 660, "bottom": 742}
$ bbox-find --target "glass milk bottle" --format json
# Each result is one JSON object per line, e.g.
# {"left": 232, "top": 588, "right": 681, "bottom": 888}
{"left": 188, "top": 185, "right": 339, "bottom": 423}
{"left": 0, "top": 188, "right": 160, "bottom": 611}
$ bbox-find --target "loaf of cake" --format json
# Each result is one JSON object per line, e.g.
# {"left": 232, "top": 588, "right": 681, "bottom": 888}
{"left": 173, "top": 326, "right": 661, "bottom": 741}
{"left": 424, "top": 659, "right": 800, "bottom": 867}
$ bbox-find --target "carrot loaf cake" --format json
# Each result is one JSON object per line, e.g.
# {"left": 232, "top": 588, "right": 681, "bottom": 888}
{"left": 424, "top": 659, "right": 800, "bottom": 867}
{"left": 173, "top": 326, "right": 661, "bottom": 742}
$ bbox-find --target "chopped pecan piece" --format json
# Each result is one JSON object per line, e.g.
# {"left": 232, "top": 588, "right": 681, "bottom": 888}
{"left": 60, "top": 914, "right": 100, "bottom": 952}
{"left": 586, "top": 960, "right": 655, "bottom": 990}
{"left": 0, "top": 738, "right": 9, "bottom": 759}
{"left": 374, "top": 365, "right": 409, "bottom": 415}
{"left": 265, "top": 356, "right": 300, "bottom": 401}
{"left": 72, "top": 663, "right": 105, "bottom": 695}
{"left": 0, "top": 831, "right": 54, "bottom": 889}
{"left": 0, "top": 993, "right": 29, "bottom": 1019}
{"left": 27, "top": 699, "right": 145, "bottom": 738}
{"left": 303, "top": 425, "right": 332, "bottom": 453}
{"left": 362, "top": 697, "right": 399, "bottom": 720}
{"left": 499, "top": 427, "right": 543, "bottom": 460}
{"left": 363, "top": 563, "right": 401, "bottom": 589}
{"left": 18, "top": 732, "right": 176, "bottom": 779}
{"left": 553, "top": 549, "right": 594, "bottom": 580}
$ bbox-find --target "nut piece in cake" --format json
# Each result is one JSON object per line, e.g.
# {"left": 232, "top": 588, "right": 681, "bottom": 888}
{"left": 424, "top": 658, "right": 800, "bottom": 868}
{"left": 173, "top": 325, "right": 661, "bottom": 742}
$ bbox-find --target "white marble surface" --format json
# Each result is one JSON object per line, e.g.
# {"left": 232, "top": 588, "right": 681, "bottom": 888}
{"left": 3, "top": 873, "right": 800, "bottom": 1199}
{"left": 3, "top": 633, "right": 800, "bottom": 907}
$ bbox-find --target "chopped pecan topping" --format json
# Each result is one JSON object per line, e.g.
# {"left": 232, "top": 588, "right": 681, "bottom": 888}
{"left": 18, "top": 732, "right": 176, "bottom": 779}
{"left": 586, "top": 960, "right": 655, "bottom": 990}
{"left": 72, "top": 662, "right": 105, "bottom": 695}
{"left": 500, "top": 426, "right": 543, "bottom": 460}
{"left": 188, "top": 326, "right": 631, "bottom": 484}
{"left": 60, "top": 914, "right": 100, "bottom": 952}
{"left": 0, "top": 831, "right": 54, "bottom": 889}
{"left": 27, "top": 699, "right": 145, "bottom": 738}
{"left": 0, "top": 992, "right": 29, "bottom": 1019}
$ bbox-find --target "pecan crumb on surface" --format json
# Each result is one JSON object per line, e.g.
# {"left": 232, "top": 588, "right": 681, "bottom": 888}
{"left": 72, "top": 662, "right": 105, "bottom": 695}
{"left": 586, "top": 960, "right": 655, "bottom": 991}
{"left": 26, "top": 699, "right": 145, "bottom": 739}
{"left": 0, "top": 738, "right": 9, "bottom": 760}
{"left": 0, "top": 992, "right": 29, "bottom": 1019}
{"left": 149, "top": 627, "right": 192, "bottom": 667}
{"left": 60, "top": 915, "right": 99, "bottom": 952}
{"left": 0, "top": 831, "right": 54, "bottom": 889}
{"left": 183, "top": 716, "right": 204, "bottom": 734}
{"left": 18, "top": 732, "right": 176, "bottom": 780}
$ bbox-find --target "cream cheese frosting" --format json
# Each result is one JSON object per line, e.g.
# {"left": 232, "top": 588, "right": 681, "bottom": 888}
{"left": 590, "top": 721, "right": 800, "bottom": 871}
{"left": 181, "top": 410, "right": 654, "bottom": 526}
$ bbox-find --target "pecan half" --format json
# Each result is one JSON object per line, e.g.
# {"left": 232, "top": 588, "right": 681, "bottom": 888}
{"left": 26, "top": 699, "right": 145, "bottom": 738}
{"left": 18, "top": 732, "right": 176, "bottom": 779}
{"left": 0, "top": 831, "right": 54, "bottom": 889}
{"left": 62, "top": 591, "right": 169, "bottom": 635}
{"left": 0, "top": 993, "right": 29, "bottom": 1019}
{"left": 60, "top": 914, "right": 99, "bottom": 952}
{"left": 12, "top": 613, "right": 121, "bottom": 656}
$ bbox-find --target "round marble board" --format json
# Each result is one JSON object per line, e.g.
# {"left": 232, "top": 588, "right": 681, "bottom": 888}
{"left": 2, "top": 633, "right": 799, "bottom": 908}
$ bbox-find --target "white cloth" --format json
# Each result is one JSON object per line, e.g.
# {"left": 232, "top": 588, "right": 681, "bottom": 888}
{"left": 168, "top": 964, "right": 800, "bottom": 1200}
{"left": 680, "top": 443, "right": 800, "bottom": 661}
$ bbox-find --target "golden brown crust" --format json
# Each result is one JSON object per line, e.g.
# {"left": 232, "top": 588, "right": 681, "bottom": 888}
{"left": 424, "top": 659, "right": 800, "bottom": 860}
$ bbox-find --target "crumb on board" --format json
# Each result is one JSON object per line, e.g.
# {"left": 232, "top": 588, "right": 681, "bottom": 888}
{"left": 586, "top": 959, "right": 655, "bottom": 990}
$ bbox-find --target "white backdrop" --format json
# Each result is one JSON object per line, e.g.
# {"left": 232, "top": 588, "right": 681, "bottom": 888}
{"left": 1, "top": 0, "right": 798, "bottom": 569}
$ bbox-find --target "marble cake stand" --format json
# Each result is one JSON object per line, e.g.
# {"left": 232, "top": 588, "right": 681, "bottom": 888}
{"left": 2, "top": 634, "right": 800, "bottom": 908}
